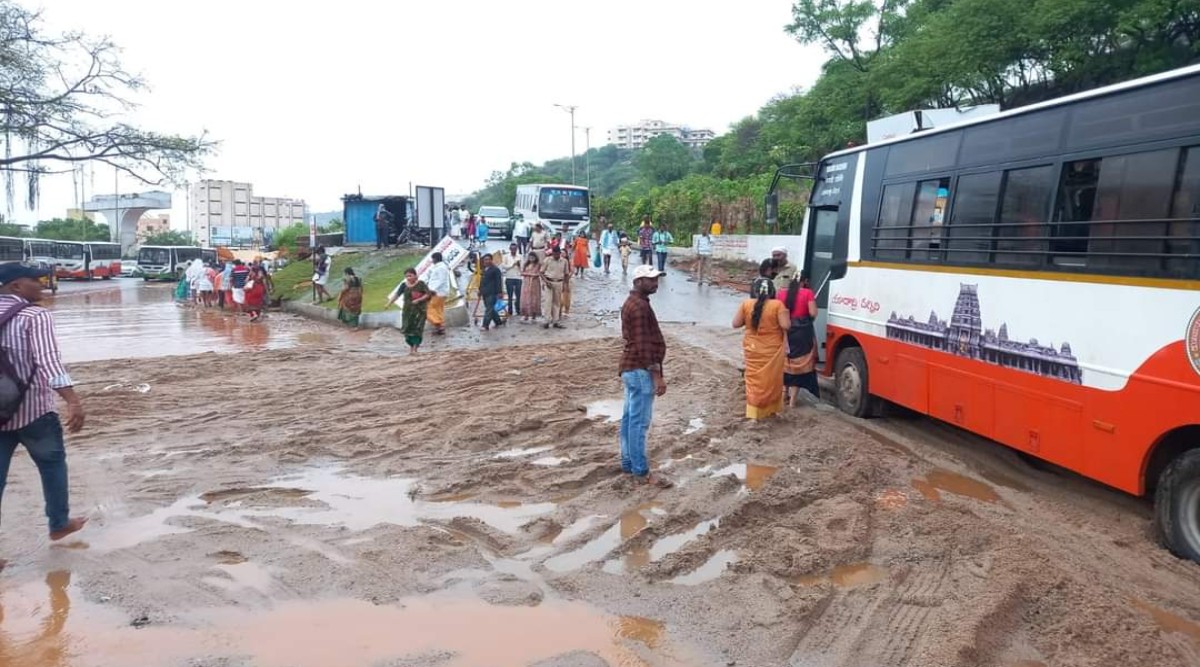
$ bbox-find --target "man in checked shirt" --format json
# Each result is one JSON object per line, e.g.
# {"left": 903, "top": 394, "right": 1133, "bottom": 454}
{"left": 0, "top": 263, "right": 88, "bottom": 551}
{"left": 618, "top": 264, "right": 673, "bottom": 488}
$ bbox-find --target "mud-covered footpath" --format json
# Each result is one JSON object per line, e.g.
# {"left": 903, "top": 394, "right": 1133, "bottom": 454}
{"left": 0, "top": 269, "right": 1198, "bottom": 667}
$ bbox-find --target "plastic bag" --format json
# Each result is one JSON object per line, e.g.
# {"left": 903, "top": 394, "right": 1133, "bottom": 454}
{"left": 592, "top": 248, "right": 602, "bottom": 268}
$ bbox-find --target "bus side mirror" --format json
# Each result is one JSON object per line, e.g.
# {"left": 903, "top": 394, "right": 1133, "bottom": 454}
{"left": 764, "top": 192, "right": 779, "bottom": 227}
{"left": 830, "top": 259, "right": 848, "bottom": 280}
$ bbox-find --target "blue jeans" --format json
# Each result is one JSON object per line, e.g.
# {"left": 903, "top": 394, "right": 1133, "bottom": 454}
{"left": 620, "top": 370, "right": 656, "bottom": 476}
{"left": 0, "top": 412, "right": 70, "bottom": 533}
{"left": 656, "top": 251, "right": 668, "bottom": 272}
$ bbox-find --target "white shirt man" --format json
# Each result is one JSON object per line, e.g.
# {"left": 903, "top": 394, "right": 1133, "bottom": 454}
{"left": 426, "top": 260, "right": 451, "bottom": 298}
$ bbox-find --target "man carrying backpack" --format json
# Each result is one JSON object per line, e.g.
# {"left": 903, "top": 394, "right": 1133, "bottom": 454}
{"left": 0, "top": 263, "right": 87, "bottom": 548}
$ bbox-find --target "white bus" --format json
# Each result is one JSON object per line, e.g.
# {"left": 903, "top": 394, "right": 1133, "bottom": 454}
{"left": 513, "top": 184, "right": 590, "bottom": 237}
{"left": 795, "top": 64, "right": 1200, "bottom": 561}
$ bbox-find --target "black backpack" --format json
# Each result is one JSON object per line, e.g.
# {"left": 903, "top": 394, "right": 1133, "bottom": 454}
{"left": 0, "top": 303, "right": 31, "bottom": 424}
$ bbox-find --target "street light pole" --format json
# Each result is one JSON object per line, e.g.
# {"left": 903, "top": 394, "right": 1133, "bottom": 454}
{"left": 554, "top": 103, "right": 578, "bottom": 184}
{"left": 584, "top": 127, "right": 591, "bottom": 191}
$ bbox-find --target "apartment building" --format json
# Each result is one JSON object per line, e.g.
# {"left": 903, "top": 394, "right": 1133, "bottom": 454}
{"left": 137, "top": 213, "right": 171, "bottom": 239}
{"left": 607, "top": 120, "right": 717, "bottom": 150}
{"left": 189, "top": 180, "right": 307, "bottom": 248}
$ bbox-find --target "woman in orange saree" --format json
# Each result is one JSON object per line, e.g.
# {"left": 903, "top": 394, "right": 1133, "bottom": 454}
{"left": 733, "top": 273, "right": 791, "bottom": 419}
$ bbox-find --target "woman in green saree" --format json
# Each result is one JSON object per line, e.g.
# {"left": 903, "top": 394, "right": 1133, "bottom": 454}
{"left": 386, "top": 268, "right": 431, "bottom": 353}
{"left": 337, "top": 267, "right": 364, "bottom": 328}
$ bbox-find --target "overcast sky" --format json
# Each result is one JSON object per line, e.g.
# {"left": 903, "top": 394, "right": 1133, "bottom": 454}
{"left": 19, "top": 0, "right": 824, "bottom": 228}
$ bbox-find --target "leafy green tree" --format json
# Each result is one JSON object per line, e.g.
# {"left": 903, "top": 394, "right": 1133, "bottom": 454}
{"left": 141, "top": 230, "right": 195, "bottom": 246}
{"left": 271, "top": 223, "right": 308, "bottom": 253}
{"left": 321, "top": 218, "right": 344, "bottom": 233}
{"left": 0, "top": 222, "right": 29, "bottom": 237}
{"left": 636, "top": 135, "right": 695, "bottom": 186}
{"left": 34, "top": 218, "right": 112, "bottom": 241}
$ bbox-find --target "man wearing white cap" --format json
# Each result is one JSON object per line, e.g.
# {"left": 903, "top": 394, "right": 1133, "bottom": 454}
{"left": 618, "top": 265, "right": 672, "bottom": 488}
{"left": 771, "top": 246, "right": 796, "bottom": 292}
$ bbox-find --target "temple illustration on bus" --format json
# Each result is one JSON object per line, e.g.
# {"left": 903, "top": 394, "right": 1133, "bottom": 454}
{"left": 885, "top": 284, "right": 1084, "bottom": 384}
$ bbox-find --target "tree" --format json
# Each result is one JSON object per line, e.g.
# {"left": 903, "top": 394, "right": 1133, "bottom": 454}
{"left": 140, "top": 230, "right": 194, "bottom": 246}
{"left": 34, "top": 217, "right": 110, "bottom": 241}
{"left": 321, "top": 218, "right": 344, "bottom": 233}
{"left": 637, "top": 135, "right": 695, "bottom": 186}
{"left": 0, "top": 2, "right": 214, "bottom": 210}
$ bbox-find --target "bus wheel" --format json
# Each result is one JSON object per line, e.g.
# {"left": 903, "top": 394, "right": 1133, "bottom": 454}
{"left": 1155, "top": 448, "right": 1200, "bottom": 563}
{"left": 834, "top": 347, "right": 877, "bottom": 418}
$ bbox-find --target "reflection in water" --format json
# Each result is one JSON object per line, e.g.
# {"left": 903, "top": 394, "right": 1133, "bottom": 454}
{"left": 912, "top": 468, "right": 1000, "bottom": 504}
{"left": 0, "top": 571, "right": 73, "bottom": 667}
{"left": 0, "top": 578, "right": 698, "bottom": 667}
{"left": 708, "top": 462, "right": 779, "bottom": 491}
{"left": 794, "top": 562, "right": 889, "bottom": 589}
{"left": 547, "top": 504, "right": 660, "bottom": 573}
{"left": 670, "top": 550, "right": 738, "bottom": 586}
{"left": 47, "top": 282, "right": 326, "bottom": 363}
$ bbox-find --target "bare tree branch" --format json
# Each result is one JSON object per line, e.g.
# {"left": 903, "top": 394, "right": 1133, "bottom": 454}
{"left": 0, "top": 0, "right": 215, "bottom": 212}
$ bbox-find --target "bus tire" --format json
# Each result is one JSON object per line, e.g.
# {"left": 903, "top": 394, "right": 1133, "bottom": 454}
{"left": 834, "top": 347, "right": 878, "bottom": 419}
{"left": 1155, "top": 448, "right": 1200, "bottom": 563}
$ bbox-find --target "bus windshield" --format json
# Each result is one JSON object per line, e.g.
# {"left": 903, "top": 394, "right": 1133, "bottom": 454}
{"left": 89, "top": 244, "right": 121, "bottom": 260}
{"left": 538, "top": 188, "right": 589, "bottom": 220}
{"left": 56, "top": 243, "right": 84, "bottom": 259}
{"left": 138, "top": 247, "right": 170, "bottom": 265}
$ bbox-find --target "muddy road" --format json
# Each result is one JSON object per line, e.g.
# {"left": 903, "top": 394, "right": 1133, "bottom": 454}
{"left": 0, "top": 268, "right": 1198, "bottom": 667}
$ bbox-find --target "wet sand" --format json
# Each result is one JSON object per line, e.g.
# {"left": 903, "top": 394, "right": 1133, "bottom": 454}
{"left": 1, "top": 271, "right": 1198, "bottom": 667}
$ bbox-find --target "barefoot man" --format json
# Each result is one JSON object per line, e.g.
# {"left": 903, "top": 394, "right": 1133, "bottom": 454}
{"left": 618, "top": 265, "right": 672, "bottom": 488}
{"left": 0, "top": 263, "right": 87, "bottom": 552}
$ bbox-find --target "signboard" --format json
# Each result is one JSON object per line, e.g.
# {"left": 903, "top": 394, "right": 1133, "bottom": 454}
{"left": 308, "top": 215, "right": 317, "bottom": 249}
{"left": 414, "top": 236, "right": 468, "bottom": 281}
{"left": 416, "top": 185, "right": 446, "bottom": 245}
{"left": 390, "top": 236, "right": 469, "bottom": 303}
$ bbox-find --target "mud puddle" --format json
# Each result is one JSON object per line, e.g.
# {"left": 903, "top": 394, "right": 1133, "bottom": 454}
{"left": 82, "top": 466, "right": 559, "bottom": 553}
{"left": 585, "top": 399, "right": 623, "bottom": 422}
{"left": 912, "top": 468, "right": 1001, "bottom": 504}
{"left": 603, "top": 518, "right": 721, "bottom": 575}
{"left": 0, "top": 574, "right": 702, "bottom": 667}
{"left": 795, "top": 562, "right": 889, "bottom": 589}
{"left": 670, "top": 550, "right": 738, "bottom": 586}
{"left": 705, "top": 462, "right": 778, "bottom": 492}
{"left": 545, "top": 504, "right": 665, "bottom": 573}
{"left": 49, "top": 281, "right": 336, "bottom": 363}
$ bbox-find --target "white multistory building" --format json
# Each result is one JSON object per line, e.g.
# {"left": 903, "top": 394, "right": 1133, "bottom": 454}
{"left": 189, "top": 180, "right": 307, "bottom": 248}
{"left": 607, "top": 120, "right": 716, "bottom": 150}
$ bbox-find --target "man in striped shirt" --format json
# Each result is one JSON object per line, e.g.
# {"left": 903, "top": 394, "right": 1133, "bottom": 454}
{"left": 0, "top": 263, "right": 87, "bottom": 546}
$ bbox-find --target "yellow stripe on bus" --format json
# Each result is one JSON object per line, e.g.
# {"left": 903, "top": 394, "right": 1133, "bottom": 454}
{"left": 848, "top": 261, "right": 1200, "bottom": 291}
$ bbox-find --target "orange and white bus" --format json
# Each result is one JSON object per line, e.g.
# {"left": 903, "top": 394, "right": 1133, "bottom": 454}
{"left": 799, "top": 64, "right": 1200, "bottom": 562}
{"left": 55, "top": 241, "right": 122, "bottom": 280}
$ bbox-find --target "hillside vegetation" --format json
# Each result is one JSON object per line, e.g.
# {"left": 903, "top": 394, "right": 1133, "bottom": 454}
{"left": 466, "top": 0, "right": 1200, "bottom": 241}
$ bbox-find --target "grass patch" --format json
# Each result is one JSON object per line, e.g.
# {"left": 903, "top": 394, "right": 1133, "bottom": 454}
{"left": 270, "top": 249, "right": 421, "bottom": 312}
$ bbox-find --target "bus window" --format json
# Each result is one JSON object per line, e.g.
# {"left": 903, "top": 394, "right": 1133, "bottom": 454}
{"left": 946, "top": 171, "right": 1001, "bottom": 264}
{"left": 876, "top": 182, "right": 916, "bottom": 260}
{"left": 910, "top": 178, "right": 951, "bottom": 260}
{"left": 1167, "top": 147, "right": 1200, "bottom": 278}
{"left": 1088, "top": 148, "right": 1176, "bottom": 274}
{"left": 1052, "top": 159, "right": 1100, "bottom": 266}
{"left": 997, "top": 165, "right": 1054, "bottom": 267}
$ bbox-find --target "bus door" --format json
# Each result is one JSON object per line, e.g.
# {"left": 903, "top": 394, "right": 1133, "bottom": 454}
{"left": 806, "top": 154, "right": 858, "bottom": 364}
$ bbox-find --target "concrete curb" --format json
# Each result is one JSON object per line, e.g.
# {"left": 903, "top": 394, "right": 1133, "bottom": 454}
{"left": 281, "top": 298, "right": 469, "bottom": 330}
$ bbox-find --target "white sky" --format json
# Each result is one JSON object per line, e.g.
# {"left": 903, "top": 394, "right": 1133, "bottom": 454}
{"left": 18, "top": 0, "right": 824, "bottom": 228}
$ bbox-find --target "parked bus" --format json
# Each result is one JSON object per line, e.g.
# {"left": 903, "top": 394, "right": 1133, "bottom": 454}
{"left": 798, "top": 65, "right": 1200, "bottom": 562}
{"left": 85, "top": 242, "right": 122, "bottom": 279}
{"left": 137, "top": 245, "right": 203, "bottom": 281}
{"left": 54, "top": 241, "right": 85, "bottom": 280}
{"left": 21, "top": 238, "right": 59, "bottom": 293}
{"left": 513, "top": 184, "right": 590, "bottom": 237}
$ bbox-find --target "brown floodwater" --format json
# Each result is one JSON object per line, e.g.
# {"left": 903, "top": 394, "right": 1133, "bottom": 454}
{"left": 0, "top": 572, "right": 700, "bottom": 667}
{"left": 794, "top": 562, "right": 889, "bottom": 589}
{"left": 44, "top": 281, "right": 348, "bottom": 364}
{"left": 912, "top": 468, "right": 1002, "bottom": 504}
